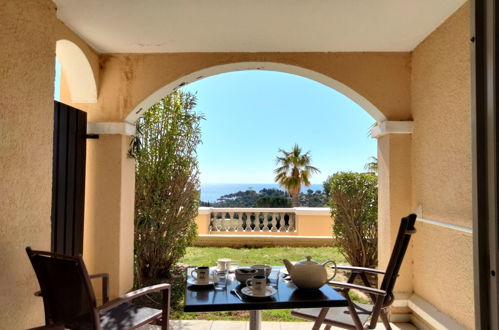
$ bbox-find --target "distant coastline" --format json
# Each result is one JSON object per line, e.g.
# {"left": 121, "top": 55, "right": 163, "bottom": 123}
{"left": 200, "top": 183, "right": 323, "bottom": 202}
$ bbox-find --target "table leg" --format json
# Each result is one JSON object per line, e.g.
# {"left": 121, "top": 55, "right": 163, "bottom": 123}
{"left": 249, "top": 310, "right": 262, "bottom": 330}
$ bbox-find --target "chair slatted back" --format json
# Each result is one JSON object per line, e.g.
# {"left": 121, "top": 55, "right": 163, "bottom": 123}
{"left": 367, "top": 214, "right": 416, "bottom": 329}
{"left": 379, "top": 214, "right": 417, "bottom": 304}
{"left": 26, "top": 247, "right": 99, "bottom": 329}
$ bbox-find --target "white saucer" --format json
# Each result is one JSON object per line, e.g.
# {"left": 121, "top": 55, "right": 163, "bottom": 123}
{"left": 241, "top": 286, "right": 277, "bottom": 298}
{"left": 187, "top": 278, "right": 214, "bottom": 287}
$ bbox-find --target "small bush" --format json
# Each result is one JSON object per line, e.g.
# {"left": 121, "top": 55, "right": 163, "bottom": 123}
{"left": 325, "top": 172, "right": 378, "bottom": 268}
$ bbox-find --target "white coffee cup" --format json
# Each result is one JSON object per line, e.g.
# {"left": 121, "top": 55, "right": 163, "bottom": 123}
{"left": 191, "top": 266, "right": 210, "bottom": 285}
{"left": 246, "top": 275, "right": 267, "bottom": 295}
{"left": 217, "top": 258, "right": 231, "bottom": 272}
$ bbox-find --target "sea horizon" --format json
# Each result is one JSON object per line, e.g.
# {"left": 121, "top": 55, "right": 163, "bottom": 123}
{"left": 200, "top": 183, "right": 324, "bottom": 202}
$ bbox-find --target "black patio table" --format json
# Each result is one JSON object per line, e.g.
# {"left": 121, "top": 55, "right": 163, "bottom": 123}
{"left": 184, "top": 267, "right": 348, "bottom": 330}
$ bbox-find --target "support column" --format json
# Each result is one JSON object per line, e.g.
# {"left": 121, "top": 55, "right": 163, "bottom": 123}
{"left": 373, "top": 121, "right": 413, "bottom": 320}
{"left": 83, "top": 133, "right": 135, "bottom": 299}
{"left": 0, "top": 1, "right": 57, "bottom": 328}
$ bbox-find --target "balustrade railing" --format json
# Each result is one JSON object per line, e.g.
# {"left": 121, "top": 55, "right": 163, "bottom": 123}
{"left": 208, "top": 208, "right": 296, "bottom": 233}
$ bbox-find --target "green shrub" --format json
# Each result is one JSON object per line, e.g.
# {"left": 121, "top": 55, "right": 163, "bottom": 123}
{"left": 129, "top": 91, "right": 203, "bottom": 284}
{"left": 325, "top": 172, "right": 378, "bottom": 268}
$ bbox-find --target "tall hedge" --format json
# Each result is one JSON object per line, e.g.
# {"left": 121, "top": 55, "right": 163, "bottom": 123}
{"left": 129, "top": 91, "right": 203, "bottom": 283}
{"left": 325, "top": 172, "right": 378, "bottom": 268}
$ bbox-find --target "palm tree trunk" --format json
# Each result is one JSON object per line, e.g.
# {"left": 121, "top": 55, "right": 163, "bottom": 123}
{"left": 291, "top": 192, "right": 300, "bottom": 207}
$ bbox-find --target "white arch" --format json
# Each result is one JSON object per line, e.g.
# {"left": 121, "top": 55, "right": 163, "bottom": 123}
{"left": 56, "top": 40, "right": 97, "bottom": 103}
{"left": 125, "top": 62, "right": 386, "bottom": 124}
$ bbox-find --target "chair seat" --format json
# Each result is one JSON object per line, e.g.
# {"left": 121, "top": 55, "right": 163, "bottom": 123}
{"left": 100, "top": 302, "right": 162, "bottom": 330}
{"left": 292, "top": 303, "right": 373, "bottom": 327}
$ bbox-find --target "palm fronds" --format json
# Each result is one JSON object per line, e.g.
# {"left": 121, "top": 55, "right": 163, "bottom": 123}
{"left": 274, "top": 144, "right": 320, "bottom": 207}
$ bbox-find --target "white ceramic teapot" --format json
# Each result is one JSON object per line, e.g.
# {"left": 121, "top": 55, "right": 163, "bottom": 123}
{"left": 283, "top": 256, "right": 337, "bottom": 290}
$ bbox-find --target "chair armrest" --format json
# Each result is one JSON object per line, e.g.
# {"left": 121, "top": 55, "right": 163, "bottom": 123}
{"left": 328, "top": 281, "right": 386, "bottom": 296}
{"left": 97, "top": 283, "right": 171, "bottom": 313}
{"left": 89, "top": 273, "right": 109, "bottom": 303}
{"left": 89, "top": 273, "right": 109, "bottom": 279}
{"left": 335, "top": 265, "right": 385, "bottom": 275}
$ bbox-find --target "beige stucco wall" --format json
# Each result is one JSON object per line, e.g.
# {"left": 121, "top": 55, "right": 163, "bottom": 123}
{"left": 86, "top": 52, "right": 411, "bottom": 122}
{"left": 412, "top": 223, "right": 473, "bottom": 328}
{"left": 196, "top": 211, "right": 211, "bottom": 235}
{"left": 295, "top": 214, "right": 333, "bottom": 237}
{"left": 0, "top": 1, "right": 57, "bottom": 328}
{"left": 412, "top": 3, "right": 472, "bottom": 228}
{"left": 84, "top": 135, "right": 135, "bottom": 299}
{"left": 411, "top": 3, "right": 473, "bottom": 328}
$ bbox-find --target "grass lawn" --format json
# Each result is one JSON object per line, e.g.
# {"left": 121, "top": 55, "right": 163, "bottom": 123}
{"left": 170, "top": 246, "right": 346, "bottom": 322}
{"left": 179, "top": 246, "right": 346, "bottom": 268}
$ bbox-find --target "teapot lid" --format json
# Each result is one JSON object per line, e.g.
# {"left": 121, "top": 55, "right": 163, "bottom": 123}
{"left": 296, "top": 256, "right": 319, "bottom": 265}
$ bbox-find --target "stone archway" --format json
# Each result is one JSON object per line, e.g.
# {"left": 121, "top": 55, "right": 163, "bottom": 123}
{"left": 125, "top": 62, "right": 387, "bottom": 124}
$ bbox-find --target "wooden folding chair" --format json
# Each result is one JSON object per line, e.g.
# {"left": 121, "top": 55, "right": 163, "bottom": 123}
{"left": 26, "top": 247, "right": 171, "bottom": 329}
{"left": 291, "top": 213, "right": 417, "bottom": 329}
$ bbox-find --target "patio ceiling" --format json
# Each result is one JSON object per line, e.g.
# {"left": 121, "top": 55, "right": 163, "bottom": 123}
{"left": 53, "top": 0, "right": 466, "bottom": 53}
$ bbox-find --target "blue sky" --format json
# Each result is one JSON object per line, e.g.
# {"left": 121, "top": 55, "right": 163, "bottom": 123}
{"left": 180, "top": 70, "right": 376, "bottom": 184}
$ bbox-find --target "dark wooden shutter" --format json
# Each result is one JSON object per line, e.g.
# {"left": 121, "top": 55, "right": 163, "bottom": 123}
{"left": 51, "top": 101, "right": 87, "bottom": 256}
{"left": 472, "top": 0, "right": 499, "bottom": 328}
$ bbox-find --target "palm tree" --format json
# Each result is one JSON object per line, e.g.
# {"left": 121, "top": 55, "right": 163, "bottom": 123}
{"left": 274, "top": 144, "right": 321, "bottom": 207}
{"left": 364, "top": 156, "right": 378, "bottom": 174}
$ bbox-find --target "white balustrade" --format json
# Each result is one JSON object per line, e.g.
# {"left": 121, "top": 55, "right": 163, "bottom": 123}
{"left": 208, "top": 208, "right": 297, "bottom": 233}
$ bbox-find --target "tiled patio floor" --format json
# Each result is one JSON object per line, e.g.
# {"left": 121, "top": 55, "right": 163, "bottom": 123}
{"left": 141, "top": 321, "right": 417, "bottom": 330}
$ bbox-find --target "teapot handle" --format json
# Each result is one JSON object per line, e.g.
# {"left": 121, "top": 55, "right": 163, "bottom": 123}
{"left": 323, "top": 260, "right": 337, "bottom": 281}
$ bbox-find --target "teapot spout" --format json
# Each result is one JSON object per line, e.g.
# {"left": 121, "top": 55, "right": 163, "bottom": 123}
{"left": 282, "top": 259, "right": 293, "bottom": 274}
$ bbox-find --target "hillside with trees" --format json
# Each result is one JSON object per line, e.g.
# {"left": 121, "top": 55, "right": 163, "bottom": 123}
{"left": 201, "top": 187, "right": 327, "bottom": 207}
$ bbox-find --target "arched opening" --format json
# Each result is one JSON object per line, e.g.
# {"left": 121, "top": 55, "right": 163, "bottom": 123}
{"left": 55, "top": 39, "right": 97, "bottom": 103}
{"left": 125, "top": 62, "right": 386, "bottom": 124}
{"left": 130, "top": 69, "right": 381, "bottom": 321}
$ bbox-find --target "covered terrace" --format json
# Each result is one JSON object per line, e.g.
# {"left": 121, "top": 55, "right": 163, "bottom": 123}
{"left": 1, "top": 1, "right": 495, "bottom": 329}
